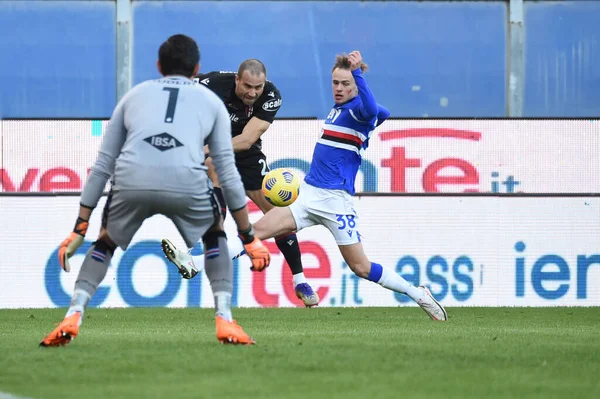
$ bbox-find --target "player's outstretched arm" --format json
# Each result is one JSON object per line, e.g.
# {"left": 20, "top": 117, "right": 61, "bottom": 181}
{"left": 231, "top": 84, "right": 282, "bottom": 152}
{"left": 231, "top": 117, "right": 271, "bottom": 152}
{"left": 376, "top": 104, "right": 391, "bottom": 126}
{"left": 80, "top": 98, "right": 127, "bottom": 209}
{"left": 347, "top": 51, "right": 378, "bottom": 120}
{"left": 60, "top": 97, "right": 128, "bottom": 272}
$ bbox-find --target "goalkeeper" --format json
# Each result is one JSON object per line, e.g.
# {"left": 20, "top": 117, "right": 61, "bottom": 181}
{"left": 40, "top": 34, "right": 269, "bottom": 347}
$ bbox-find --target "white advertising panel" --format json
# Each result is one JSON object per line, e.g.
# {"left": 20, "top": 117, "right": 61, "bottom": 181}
{"left": 0, "top": 196, "right": 598, "bottom": 309}
{"left": 1, "top": 119, "right": 599, "bottom": 193}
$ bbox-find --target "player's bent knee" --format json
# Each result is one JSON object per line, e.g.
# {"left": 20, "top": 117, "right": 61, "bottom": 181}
{"left": 202, "top": 230, "right": 227, "bottom": 259}
{"left": 347, "top": 262, "right": 370, "bottom": 279}
{"left": 93, "top": 238, "right": 116, "bottom": 257}
{"left": 254, "top": 206, "right": 296, "bottom": 240}
{"left": 96, "top": 230, "right": 117, "bottom": 253}
{"left": 339, "top": 244, "right": 371, "bottom": 278}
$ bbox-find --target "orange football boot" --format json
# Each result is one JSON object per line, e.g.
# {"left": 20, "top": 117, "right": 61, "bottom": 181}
{"left": 215, "top": 316, "right": 255, "bottom": 345}
{"left": 39, "top": 312, "right": 81, "bottom": 347}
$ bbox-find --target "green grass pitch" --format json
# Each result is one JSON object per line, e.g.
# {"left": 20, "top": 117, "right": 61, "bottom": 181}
{"left": 0, "top": 307, "right": 599, "bottom": 399}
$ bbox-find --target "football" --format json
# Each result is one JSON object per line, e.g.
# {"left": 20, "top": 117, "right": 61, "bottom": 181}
{"left": 261, "top": 168, "right": 301, "bottom": 207}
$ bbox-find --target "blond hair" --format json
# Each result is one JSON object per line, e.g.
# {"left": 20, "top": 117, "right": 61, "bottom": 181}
{"left": 331, "top": 54, "right": 369, "bottom": 73}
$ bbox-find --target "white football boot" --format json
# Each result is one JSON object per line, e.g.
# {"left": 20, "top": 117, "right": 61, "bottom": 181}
{"left": 161, "top": 239, "right": 200, "bottom": 279}
{"left": 417, "top": 286, "right": 448, "bottom": 321}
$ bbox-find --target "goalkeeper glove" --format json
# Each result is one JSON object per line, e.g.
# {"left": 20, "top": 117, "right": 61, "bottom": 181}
{"left": 238, "top": 225, "right": 270, "bottom": 272}
{"left": 58, "top": 217, "right": 89, "bottom": 272}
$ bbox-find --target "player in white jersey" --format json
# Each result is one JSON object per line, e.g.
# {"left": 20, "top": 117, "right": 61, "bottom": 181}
{"left": 160, "top": 51, "right": 447, "bottom": 320}
{"left": 40, "top": 34, "right": 270, "bottom": 347}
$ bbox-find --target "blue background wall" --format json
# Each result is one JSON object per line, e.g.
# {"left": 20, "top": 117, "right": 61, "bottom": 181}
{"left": 524, "top": 1, "right": 600, "bottom": 116}
{"left": 0, "top": 1, "right": 116, "bottom": 118}
{"left": 133, "top": 1, "right": 506, "bottom": 118}
{"left": 0, "top": 1, "right": 598, "bottom": 118}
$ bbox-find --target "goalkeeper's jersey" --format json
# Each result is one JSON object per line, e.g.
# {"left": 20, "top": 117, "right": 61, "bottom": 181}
{"left": 80, "top": 75, "right": 247, "bottom": 212}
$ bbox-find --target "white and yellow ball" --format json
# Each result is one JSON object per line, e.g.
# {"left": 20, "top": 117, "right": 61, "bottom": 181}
{"left": 261, "top": 168, "right": 300, "bottom": 207}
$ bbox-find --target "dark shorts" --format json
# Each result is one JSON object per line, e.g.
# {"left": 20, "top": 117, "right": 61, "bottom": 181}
{"left": 235, "top": 151, "right": 270, "bottom": 191}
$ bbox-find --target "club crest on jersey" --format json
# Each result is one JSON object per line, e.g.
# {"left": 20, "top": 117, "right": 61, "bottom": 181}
{"left": 262, "top": 98, "right": 282, "bottom": 112}
{"left": 193, "top": 78, "right": 209, "bottom": 85}
{"left": 143, "top": 133, "right": 184, "bottom": 152}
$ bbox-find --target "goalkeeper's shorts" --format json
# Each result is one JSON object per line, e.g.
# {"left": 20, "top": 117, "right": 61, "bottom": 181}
{"left": 102, "top": 189, "right": 220, "bottom": 250}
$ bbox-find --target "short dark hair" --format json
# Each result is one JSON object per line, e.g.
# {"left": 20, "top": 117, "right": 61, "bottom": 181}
{"left": 158, "top": 34, "right": 200, "bottom": 77}
{"left": 237, "top": 59, "right": 267, "bottom": 78}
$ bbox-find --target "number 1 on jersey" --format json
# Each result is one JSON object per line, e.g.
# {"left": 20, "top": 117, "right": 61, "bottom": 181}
{"left": 163, "top": 87, "right": 179, "bottom": 123}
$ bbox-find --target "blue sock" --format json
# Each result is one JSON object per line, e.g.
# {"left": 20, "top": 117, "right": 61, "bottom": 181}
{"left": 367, "top": 262, "right": 383, "bottom": 282}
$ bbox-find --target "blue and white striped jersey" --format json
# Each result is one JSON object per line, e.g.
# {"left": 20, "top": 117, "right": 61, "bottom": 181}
{"left": 305, "top": 69, "right": 390, "bottom": 195}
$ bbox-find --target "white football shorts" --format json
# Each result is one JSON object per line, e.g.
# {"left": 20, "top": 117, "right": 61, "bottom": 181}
{"left": 288, "top": 182, "right": 361, "bottom": 245}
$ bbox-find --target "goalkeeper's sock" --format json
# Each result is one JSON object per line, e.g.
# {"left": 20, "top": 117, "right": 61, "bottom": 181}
{"left": 213, "top": 292, "right": 232, "bottom": 322}
{"left": 65, "top": 241, "right": 113, "bottom": 323}
{"left": 65, "top": 288, "right": 90, "bottom": 326}
{"left": 204, "top": 233, "right": 233, "bottom": 322}
{"left": 191, "top": 236, "right": 245, "bottom": 266}
{"left": 365, "top": 262, "right": 425, "bottom": 303}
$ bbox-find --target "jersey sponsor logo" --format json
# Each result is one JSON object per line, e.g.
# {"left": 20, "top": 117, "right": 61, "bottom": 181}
{"left": 143, "top": 133, "right": 184, "bottom": 152}
{"left": 267, "top": 91, "right": 275, "bottom": 98}
{"left": 262, "top": 98, "right": 282, "bottom": 111}
{"left": 230, "top": 113, "right": 240, "bottom": 123}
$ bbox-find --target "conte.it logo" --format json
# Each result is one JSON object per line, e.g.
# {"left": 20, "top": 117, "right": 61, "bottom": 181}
{"left": 144, "top": 133, "right": 184, "bottom": 152}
